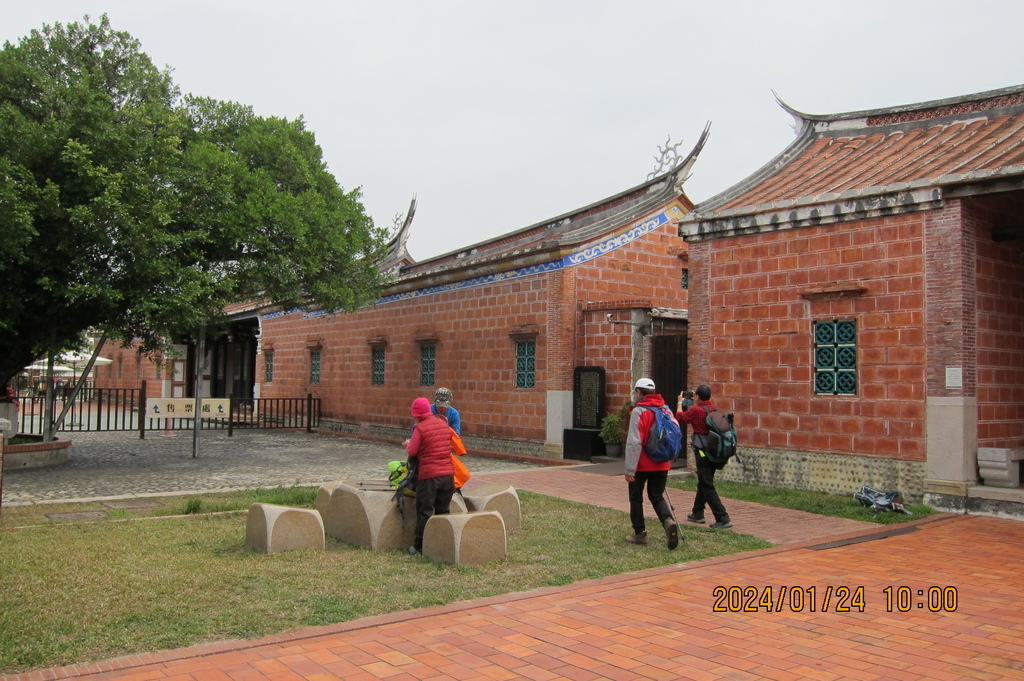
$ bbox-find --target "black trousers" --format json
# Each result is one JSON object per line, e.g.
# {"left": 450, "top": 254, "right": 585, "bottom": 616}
{"left": 692, "top": 456, "right": 728, "bottom": 522}
{"left": 628, "top": 470, "right": 673, "bottom": 533}
{"left": 414, "top": 475, "right": 455, "bottom": 551}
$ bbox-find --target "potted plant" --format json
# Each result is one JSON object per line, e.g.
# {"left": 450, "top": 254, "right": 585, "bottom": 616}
{"left": 599, "top": 401, "right": 632, "bottom": 456}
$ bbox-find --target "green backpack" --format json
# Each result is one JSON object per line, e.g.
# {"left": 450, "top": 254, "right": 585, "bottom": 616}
{"left": 388, "top": 459, "right": 417, "bottom": 497}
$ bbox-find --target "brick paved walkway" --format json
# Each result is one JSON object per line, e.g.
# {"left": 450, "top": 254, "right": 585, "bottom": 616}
{"left": 3, "top": 433, "right": 1022, "bottom": 681}
{"left": 3, "top": 512, "right": 1019, "bottom": 681}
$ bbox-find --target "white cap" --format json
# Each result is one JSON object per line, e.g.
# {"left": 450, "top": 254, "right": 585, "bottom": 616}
{"left": 634, "top": 378, "right": 655, "bottom": 391}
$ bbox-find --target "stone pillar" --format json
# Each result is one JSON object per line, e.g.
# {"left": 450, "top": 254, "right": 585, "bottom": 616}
{"left": 925, "top": 397, "right": 977, "bottom": 495}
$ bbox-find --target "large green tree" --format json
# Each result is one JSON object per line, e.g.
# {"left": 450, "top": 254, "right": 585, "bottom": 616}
{"left": 0, "top": 16, "right": 389, "bottom": 386}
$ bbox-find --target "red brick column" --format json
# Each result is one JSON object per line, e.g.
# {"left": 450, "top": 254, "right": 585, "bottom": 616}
{"left": 924, "top": 199, "right": 976, "bottom": 397}
{"left": 686, "top": 240, "right": 711, "bottom": 387}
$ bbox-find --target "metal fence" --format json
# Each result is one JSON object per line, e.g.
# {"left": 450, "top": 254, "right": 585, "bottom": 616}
{"left": 18, "top": 387, "right": 320, "bottom": 437}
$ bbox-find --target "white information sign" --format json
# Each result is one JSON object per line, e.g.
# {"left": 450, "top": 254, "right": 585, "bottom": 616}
{"left": 147, "top": 398, "right": 230, "bottom": 419}
{"left": 945, "top": 366, "right": 963, "bottom": 390}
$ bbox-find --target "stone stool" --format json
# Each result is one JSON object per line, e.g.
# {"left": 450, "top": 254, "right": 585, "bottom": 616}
{"left": 316, "top": 481, "right": 466, "bottom": 551}
{"left": 423, "top": 511, "right": 506, "bottom": 565}
{"left": 245, "top": 503, "right": 324, "bottom": 554}
{"left": 461, "top": 482, "right": 521, "bottom": 531}
{"left": 978, "top": 447, "right": 1024, "bottom": 488}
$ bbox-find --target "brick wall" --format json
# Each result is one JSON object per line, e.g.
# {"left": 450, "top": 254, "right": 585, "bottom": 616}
{"left": 91, "top": 343, "right": 165, "bottom": 398}
{"left": 701, "top": 213, "right": 928, "bottom": 462}
{"left": 972, "top": 195, "right": 1024, "bottom": 447}
{"left": 259, "top": 207, "right": 690, "bottom": 449}
{"left": 575, "top": 217, "right": 689, "bottom": 404}
{"left": 261, "top": 274, "right": 552, "bottom": 442}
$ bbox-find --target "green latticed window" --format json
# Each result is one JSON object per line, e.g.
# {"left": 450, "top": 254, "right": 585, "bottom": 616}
{"left": 265, "top": 352, "right": 274, "bottom": 383}
{"left": 309, "top": 349, "right": 321, "bottom": 385}
{"left": 372, "top": 346, "right": 385, "bottom": 385}
{"left": 420, "top": 345, "right": 435, "bottom": 386}
{"left": 515, "top": 340, "right": 536, "bottom": 389}
{"left": 814, "top": 320, "right": 857, "bottom": 395}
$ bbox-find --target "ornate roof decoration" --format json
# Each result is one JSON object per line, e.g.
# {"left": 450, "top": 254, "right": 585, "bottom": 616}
{"left": 381, "top": 194, "right": 417, "bottom": 269}
{"left": 680, "top": 84, "right": 1024, "bottom": 241}
{"left": 385, "top": 126, "right": 710, "bottom": 287}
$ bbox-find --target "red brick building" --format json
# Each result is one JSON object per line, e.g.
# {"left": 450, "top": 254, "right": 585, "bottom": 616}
{"left": 147, "top": 132, "right": 709, "bottom": 458}
{"left": 678, "top": 86, "right": 1024, "bottom": 512}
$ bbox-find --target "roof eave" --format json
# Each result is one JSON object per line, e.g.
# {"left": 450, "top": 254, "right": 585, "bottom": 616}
{"left": 679, "top": 168, "right": 1024, "bottom": 242}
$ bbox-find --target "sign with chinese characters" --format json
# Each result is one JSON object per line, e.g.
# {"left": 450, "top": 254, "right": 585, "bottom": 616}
{"left": 572, "top": 366, "right": 605, "bottom": 429}
{"left": 148, "top": 398, "right": 230, "bottom": 419}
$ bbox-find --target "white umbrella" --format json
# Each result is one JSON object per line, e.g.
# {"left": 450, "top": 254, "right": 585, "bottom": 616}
{"left": 26, "top": 361, "right": 76, "bottom": 375}
{"left": 59, "top": 351, "right": 113, "bottom": 365}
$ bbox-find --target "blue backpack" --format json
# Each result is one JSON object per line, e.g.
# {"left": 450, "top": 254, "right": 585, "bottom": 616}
{"left": 643, "top": 405, "right": 683, "bottom": 463}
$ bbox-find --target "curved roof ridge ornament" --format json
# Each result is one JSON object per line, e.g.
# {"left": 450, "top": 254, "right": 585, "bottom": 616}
{"left": 669, "top": 121, "right": 712, "bottom": 191}
{"left": 773, "top": 89, "right": 814, "bottom": 137}
{"left": 384, "top": 194, "right": 417, "bottom": 265}
{"left": 648, "top": 134, "right": 686, "bottom": 180}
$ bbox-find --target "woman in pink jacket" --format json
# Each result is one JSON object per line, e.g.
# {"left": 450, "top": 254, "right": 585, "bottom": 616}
{"left": 403, "top": 397, "right": 456, "bottom": 555}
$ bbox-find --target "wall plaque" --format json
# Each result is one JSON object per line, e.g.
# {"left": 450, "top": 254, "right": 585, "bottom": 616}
{"left": 573, "top": 366, "right": 605, "bottom": 430}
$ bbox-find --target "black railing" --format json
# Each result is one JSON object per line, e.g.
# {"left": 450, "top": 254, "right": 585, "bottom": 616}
{"left": 18, "top": 388, "right": 321, "bottom": 437}
{"left": 18, "top": 387, "right": 142, "bottom": 434}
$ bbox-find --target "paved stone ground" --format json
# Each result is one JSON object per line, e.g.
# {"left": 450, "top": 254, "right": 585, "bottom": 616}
{"left": 0, "top": 430, "right": 547, "bottom": 506}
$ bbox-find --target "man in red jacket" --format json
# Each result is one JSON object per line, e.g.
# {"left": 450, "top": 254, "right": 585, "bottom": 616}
{"left": 404, "top": 397, "right": 456, "bottom": 555}
{"left": 623, "top": 378, "right": 680, "bottom": 549}
{"left": 676, "top": 384, "right": 731, "bottom": 529}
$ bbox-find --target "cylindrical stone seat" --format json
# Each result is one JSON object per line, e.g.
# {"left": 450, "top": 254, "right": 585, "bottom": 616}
{"left": 460, "top": 482, "right": 521, "bottom": 531}
{"left": 423, "top": 511, "right": 506, "bottom": 565}
{"left": 245, "top": 503, "right": 325, "bottom": 554}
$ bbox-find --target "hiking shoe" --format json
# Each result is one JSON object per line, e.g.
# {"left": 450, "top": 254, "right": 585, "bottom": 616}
{"left": 709, "top": 519, "right": 733, "bottom": 530}
{"left": 663, "top": 518, "right": 679, "bottom": 550}
{"left": 686, "top": 513, "right": 706, "bottom": 524}
{"left": 407, "top": 546, "right": 422, "bottom": 555}
{"left": 625, "top": 532, "right": 648, "bottom": 545}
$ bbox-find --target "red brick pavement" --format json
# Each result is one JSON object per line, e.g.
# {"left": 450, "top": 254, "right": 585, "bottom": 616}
{"left": 473, "top": 465, "right": 877, "bottom": 545}
{"left": 4, "top": 467, "right": 1023, "bottom": 681}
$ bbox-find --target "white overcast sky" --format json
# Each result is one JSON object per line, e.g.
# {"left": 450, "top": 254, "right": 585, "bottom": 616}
{"left": 7, "top": 1, "right": 1024, "bottom": 260}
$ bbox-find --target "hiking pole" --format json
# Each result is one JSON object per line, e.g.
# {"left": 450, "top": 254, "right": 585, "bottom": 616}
{"left": 353, "top": 481, "right": 394, "bottom": 491}
{"left": 664, "top": 485, "right": 678, "bottom": 523}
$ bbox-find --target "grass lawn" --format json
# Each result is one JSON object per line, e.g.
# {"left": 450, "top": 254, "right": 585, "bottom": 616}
{"left": 0, "top": 476, "right": 934, "bottom": 673}
{"left": 0, "top": 489, "right": 768, "bottom": 674}
{"left": 671, "top": 476, "right": 935, "bottom": 524}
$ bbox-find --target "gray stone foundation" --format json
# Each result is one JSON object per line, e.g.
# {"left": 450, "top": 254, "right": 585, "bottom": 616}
{"left": 926, "top": 492, "right": 1024, "bottom": 520}
{"left": 718, "top": 447, "right": 927, "bottom": 502}
{"left": 318, "top": 419, "right": 549, "bottom": 459}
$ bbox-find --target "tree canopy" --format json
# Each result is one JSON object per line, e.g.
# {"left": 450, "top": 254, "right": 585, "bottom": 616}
{"left": 0, "top": 16, "right": 390, "bottom": 386}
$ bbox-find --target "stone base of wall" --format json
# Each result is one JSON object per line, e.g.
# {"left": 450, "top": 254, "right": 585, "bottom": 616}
{"left": 318, "top": 419, "right": 551, "bottom": 459}
{"left": 718, "top": 447, "right": 926, "bottom": 502}
{"left": 925, "top": 492, "right": 1024, "bottom": 520}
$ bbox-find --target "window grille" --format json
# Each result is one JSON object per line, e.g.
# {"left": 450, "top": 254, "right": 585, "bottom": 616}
{"left": 814, "top": 320, "right": 857, "bottom": 395}
{"left": 310, "top": 349, "right": 321, "bottom": 385}
{"left": 372, "top": 346, "right": 385, "bottom": 385}
{"left": 265, "top": 353, "right": 274, "bottom": 383}
{"left": 515, "top": 340, "right": 536, "bottom": 389}
{"left": 420, "top": 345, "right": 435, "bottom": 386}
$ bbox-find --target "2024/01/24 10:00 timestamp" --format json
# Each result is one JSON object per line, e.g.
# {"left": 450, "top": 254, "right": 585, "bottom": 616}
{"left": 712, "top": 586, "right": 959, "bottom": 613}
